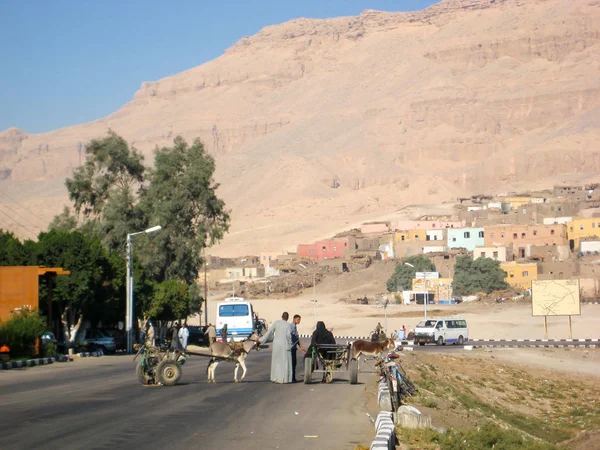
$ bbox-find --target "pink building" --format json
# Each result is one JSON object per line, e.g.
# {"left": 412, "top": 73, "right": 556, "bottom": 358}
{"left": 393, "top": 220, "right": 465, "bottom": 231}
{"left": 297, "top": 239, "right": 349, "bottom": 261}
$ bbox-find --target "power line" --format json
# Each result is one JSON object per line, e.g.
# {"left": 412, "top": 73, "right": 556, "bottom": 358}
{"left": 0, "top": 190, "right": 49, "bottom": 226}
{"left": 0, "top": 198, "right": 44, "bottom": 230}
{"left": 0, "top": 208, "right": 37, "bottom": 239}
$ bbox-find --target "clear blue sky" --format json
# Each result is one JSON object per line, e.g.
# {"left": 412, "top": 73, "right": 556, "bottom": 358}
{"left": 0, "top": 0, "right": 437, "bottom": 134}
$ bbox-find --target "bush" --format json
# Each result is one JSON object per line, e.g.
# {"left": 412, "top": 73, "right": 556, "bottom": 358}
{"left": 0, "top": 308, "right": 46, "bottom": 358}
{"left": 44, "top": 342, "right": 57, "bottom": 357}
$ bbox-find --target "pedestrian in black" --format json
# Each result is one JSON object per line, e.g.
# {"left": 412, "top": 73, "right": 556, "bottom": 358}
{"left": 220, "top": 323, "right": 228, "bottom": 342}
{"left": 170, "top": 322, "right": 181, "bottom": 351}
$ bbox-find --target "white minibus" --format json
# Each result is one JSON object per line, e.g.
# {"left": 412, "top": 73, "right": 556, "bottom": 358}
{"left": 216, "top": 297, "right": 255, "bottom": 342}
{"left": 414, "top": 317, "right": 468, "bottom": 346}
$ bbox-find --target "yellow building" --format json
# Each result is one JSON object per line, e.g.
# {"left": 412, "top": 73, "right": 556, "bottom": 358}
{"left": 504, "top": 196, "right": 532, "bottom": 209}
{"left": 394, "top": 229, "right": 427, "bottom": 244}
{"left": 411, "top": 277, "right": 453, "bottom": 302}
{"left": 500, "top": 261, "right": 538, "bottom": 290}
{"left": 566, "top": 218, "right": 600, "bottom": 250}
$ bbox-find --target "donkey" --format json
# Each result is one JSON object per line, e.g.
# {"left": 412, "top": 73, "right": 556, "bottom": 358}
{"left": 207, "top": 333, "right": 260, "bottom": 383}
{"left": 352, "top": 338, "right": 397, "bottom": 370}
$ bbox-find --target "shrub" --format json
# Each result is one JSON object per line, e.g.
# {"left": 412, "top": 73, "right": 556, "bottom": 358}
{"left": 0, "top": 308, "right": 46, "bottom": 358}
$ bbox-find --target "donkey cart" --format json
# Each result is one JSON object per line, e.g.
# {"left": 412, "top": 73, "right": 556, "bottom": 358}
{"left": 303, "top": 343, "right": 359, "bottom": 385}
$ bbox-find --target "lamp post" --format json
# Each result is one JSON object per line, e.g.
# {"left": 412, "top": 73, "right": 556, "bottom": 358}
{"left": 405, "top": 261, "right": 428, "bottom": 319}
{"left": 300, "top": 264, "right": 317, "bottom": 326}
{"left": 126, "top": 225, "right": 162, "bottom": 353}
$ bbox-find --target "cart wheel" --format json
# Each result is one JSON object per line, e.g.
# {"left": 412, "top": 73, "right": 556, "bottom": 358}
{"left": 136, "top": 361, "right": 151, "bottom": 385}
{"left": 350, "top": 358, "right": 358, "bottom": 385}
{"left": 458, "top": 335, "right": 464, "bottom": 345}
{"left": 304, "top": 359, "right": 313, "bottom": 384}
{"left": 156, "top": 360, "right": 182, "bottom": 386}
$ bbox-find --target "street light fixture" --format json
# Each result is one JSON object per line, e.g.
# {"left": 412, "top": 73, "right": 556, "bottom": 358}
{"left": 126, "top": 225, "right": 162, "bottom": 353}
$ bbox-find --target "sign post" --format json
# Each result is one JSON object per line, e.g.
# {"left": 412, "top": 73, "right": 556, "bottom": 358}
{"left": 532, "top": 279, "right": 580, "bottom": 339}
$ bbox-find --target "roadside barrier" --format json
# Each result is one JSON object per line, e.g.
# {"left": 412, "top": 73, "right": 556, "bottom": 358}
{"left": 1, "top": 355, "right": 72, "bottom": 370}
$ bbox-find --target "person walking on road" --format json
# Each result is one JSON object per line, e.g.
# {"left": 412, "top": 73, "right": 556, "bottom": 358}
{"left": 204, "top": 323, "right": 217, "bottom": 349}
{"left": 170, "top": 323, "right": 181, "bottom": 351}
{"left": 178, "top": 323, "right": 189, "bottom": 350}
{"left": 220, "top": 323, "right": 228, "bottom": 343}
{"left": 259, "top": 312, "right": 293, "bottom": 384}
{"left": 290, "top": 314, "right": 306, "bottom": 383}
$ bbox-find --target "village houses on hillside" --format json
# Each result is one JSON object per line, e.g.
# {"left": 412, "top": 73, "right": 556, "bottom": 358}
{"left": 204, "top": 184, "right": 600, "bottom": 302}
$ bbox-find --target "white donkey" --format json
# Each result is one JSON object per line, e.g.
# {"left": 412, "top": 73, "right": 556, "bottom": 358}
{"left": 207, "top": 333, "right": 260, "bottom": 383}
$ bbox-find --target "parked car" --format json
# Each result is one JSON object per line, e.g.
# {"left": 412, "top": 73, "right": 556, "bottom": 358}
{"left": 101, "top": 328, "right": 126, "bottom": 352}
{"left": 41, "top": 331, "right": 57, "bottom": 346}
{"left": 76, "top": 329, "right": 117, "bottom": 353}
{"left": 187, "top": 326, "right": 209, "bottom": 347}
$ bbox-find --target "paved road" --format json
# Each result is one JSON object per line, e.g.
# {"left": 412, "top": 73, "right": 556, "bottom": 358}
{"left": 0, "top": 344, "right": 374, "bottom": 450}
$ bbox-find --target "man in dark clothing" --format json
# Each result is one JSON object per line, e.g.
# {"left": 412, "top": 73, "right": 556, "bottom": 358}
{"left": 170, "top": 323, "right": 181, "bottom": 351}
{"left": 220, "top": 323, "right": 228, "bottom": 342}
{"left": 290, "top": 314, "right": 305, "bottom": 382}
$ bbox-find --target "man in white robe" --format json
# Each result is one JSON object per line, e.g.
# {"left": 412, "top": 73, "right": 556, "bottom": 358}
{"left": 259, "top": 312, "right": 293, "bottom": 384}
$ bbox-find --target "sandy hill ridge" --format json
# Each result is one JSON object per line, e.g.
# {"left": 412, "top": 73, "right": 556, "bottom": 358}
{"left": 1, "top": 0, "right": 599, "bottom": 255}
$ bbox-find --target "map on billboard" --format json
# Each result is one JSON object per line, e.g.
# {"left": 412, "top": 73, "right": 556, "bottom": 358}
{"left": 531, "top": 279, "right": 581, "bottom": 316}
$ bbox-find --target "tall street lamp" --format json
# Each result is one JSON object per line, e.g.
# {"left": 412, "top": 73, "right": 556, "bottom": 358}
{"left": 299, "top": 264, "right": 317, "bottom": 326}
{"left": 126, "top": 225, "right": 162, "bottom": 353}
{"left": 404, "top": 261, "right": 427, "bottom": 319}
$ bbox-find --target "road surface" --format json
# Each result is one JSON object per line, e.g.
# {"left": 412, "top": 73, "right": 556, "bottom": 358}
{"left": 0, "top": 344, "right": 374, "bottom": 450}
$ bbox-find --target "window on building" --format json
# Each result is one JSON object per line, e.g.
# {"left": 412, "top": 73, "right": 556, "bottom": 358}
{"left": 580, "top": 225, "right": 584, "bottom": 230}
{"left": 322, "top": 246, "right": 327, "bottom": 251}
{"left": 558, "top": 206, "right": 562, "bottom": 211}
{"left": 309, "top": 249, "right": 314, "bottom": 254}
{"left": 407, "top": 249, "right": 412, "bottom": 255}
{"left": 444, "top": 255, "right": 449, "bottom": 260}
{"left": 522, "top": 208, "right": 526, "bottom": 214}
{"left": 551, "top": 230, "right": 555, "bottom": 236}
{"left": 464, "top": 232, "right": 470, "bottom": 238}
{"left": 570, "top": 227, "right": 574, "bottom": 232}
{"left": 493, "top": 251, "right": 499, "bottom": 258}
{"left": 533, "top": 230, "right": 537, "bottom": 236}
{"left": 415, "top": 235, "right": 419, "bottom": 240}
{"left": 263, "top": 256, "right": 266, "bottom": 260}
{"left": 522, "top": 271, "right": 529, "bottom": 277}
{"left": 551, "top": 206, "right": 555, "bottom": 211}
{"left": 510, "top": 272, "right": 514, "bottom": 278}
{"left": 401, "top": 235, "right": 405, "bottom": 241}
{"left": 268, "top": 256, "right": 272, "bottom": 260}
{"left": 333, "top": 246, "right": 337, "bottom": 252}
{"left": 479, "top": 231, "right": 484, "bottom": 238}
{"left": 521, "top": 233, "right": 526, "bottom": 238}
{"left": 480, "top": 252, "right": 485, "bottom": 258}
{"left": 593, "top": 223, "right": 596, "bottom": 229}
{"left": 513, "top": 233, "right": 518, "bottom": 239}
{"left": 501, "top": 232, "right": 505, "bottom": 238}
{"left": 452, "top": 237, "right": 457, "bottom": 242}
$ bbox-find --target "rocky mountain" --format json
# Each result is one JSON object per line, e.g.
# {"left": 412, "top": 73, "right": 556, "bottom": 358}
{"left": 1, "top": 0, "right": 599, "bottom": 255}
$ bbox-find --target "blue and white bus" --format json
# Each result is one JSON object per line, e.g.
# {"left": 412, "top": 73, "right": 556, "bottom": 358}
{"left": 216, "top": 297, "right": 255, "bottom": 342}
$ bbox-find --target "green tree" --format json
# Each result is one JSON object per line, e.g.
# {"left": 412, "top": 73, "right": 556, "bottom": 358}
{"left": 139, "top": 137, "right": 230, "bottom": 284}
{"left": 65, "top": 130, "right": 146, "bottom": 250}
{"left": 0, "top": 230, "right": 28, "bottom": 265}
{"left": 48, "top": 207, "right": 78, "bottom": 232}
{"left": 452, "top": 254, "right": 509, "bottom": 296}
{"left": 147, "top": 280, "right": 192, "bottom": 321}
{"left": 34, "top": 230, "right": 123, "bottom": 342}
{"left": 387, "top": 255, "right": 436, "bottom": 292}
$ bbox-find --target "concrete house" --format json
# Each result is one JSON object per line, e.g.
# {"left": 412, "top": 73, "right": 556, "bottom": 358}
{"left": 473, "top": 246, "right": 512, "bottom": 262}
{"left": 501, "top": 261, "right": 538, "bottom": 290}
{"left": 447, "top": 228, "right": 485, "bottom": 251}
{"left": 485, "top": 224, "right": 567, "bottom": 258}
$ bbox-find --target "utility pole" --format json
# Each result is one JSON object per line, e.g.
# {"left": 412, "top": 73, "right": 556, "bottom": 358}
{"left": 203, "top": 249, "right": 208, "bottom": 327}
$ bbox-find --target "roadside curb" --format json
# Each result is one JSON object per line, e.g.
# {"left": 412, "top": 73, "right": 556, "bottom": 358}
{"left": 372, "top": 388, "right": 395, "bottom": 450}
{"left": 1, "top": 355, "right": 72, "bottom": 370}
{"left": 76, "top": 350, "right": 104, "bottom": 358}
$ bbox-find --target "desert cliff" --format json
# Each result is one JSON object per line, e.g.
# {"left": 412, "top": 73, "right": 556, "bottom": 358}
{"left": 1, "top": 0, "right": 599, "bottom": 255}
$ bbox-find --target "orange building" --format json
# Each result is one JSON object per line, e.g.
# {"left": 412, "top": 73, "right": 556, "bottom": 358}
{"left": 485, "top": 224, "right": 567, "bottom": 258}
{"left": 0, "top": 266, "right": 69, "bottom": 323}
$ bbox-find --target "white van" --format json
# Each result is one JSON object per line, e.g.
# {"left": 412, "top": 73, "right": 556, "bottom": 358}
{"left": 216, "top": 297, "right": 255, "bottom": 342}
{"left": 414, "top": 317, "right": 468, "bottom": 346}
